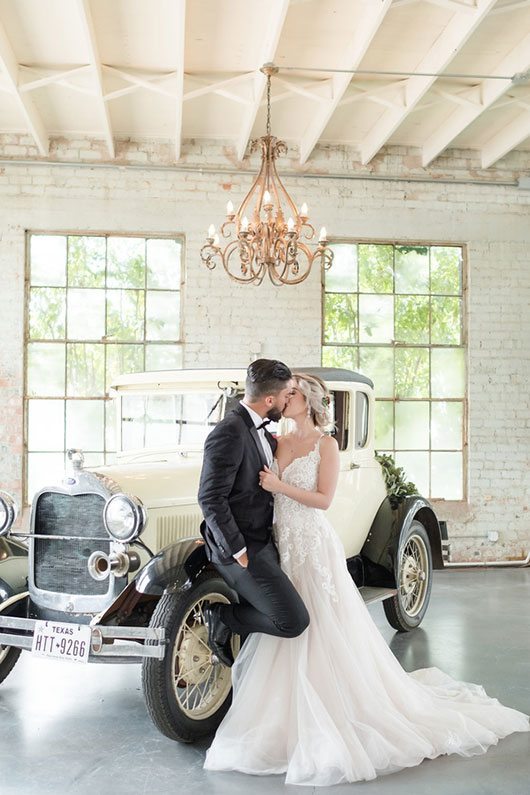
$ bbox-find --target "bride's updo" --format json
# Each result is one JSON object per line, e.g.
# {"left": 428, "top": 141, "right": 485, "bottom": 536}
{"left": 294, "top": 373, "right": 334, "bottom": 432}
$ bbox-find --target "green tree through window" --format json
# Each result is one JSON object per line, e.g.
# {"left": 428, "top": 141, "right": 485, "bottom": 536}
{"left": 323, "top": 243, "right": 465, "bottom": 500}
{"left": 25, "top": 233, "right": 184, "bottom": 500}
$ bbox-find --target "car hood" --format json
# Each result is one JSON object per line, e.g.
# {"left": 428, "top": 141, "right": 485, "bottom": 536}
{"left": 90, "top": 454, "right": 203, "bottom": 509}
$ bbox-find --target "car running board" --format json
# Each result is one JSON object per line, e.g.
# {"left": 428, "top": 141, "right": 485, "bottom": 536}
{"left": 358, "top": 586, "right": 397, "bottom": 604}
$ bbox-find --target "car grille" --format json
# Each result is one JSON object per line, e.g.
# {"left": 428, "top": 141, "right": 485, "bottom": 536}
{"left": 33, "top": 492, "right": 110, "bottom": 596}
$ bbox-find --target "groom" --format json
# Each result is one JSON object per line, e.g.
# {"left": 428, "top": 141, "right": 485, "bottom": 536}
{"left": 198, "top": 358, "right": 310, "bottom": 666}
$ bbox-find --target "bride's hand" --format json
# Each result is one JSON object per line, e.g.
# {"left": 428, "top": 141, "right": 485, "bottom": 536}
{"left": 259, "top": 466, "right": 281, "bottom": 493}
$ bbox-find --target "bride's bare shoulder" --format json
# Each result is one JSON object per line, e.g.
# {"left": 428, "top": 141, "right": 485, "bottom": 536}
{"left": 320, "top": 434, "right": 339, "bottom": 454}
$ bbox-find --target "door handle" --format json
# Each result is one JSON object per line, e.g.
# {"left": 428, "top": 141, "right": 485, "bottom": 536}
{"left": 350, "top": 462, "right": 360, "bottom": 470}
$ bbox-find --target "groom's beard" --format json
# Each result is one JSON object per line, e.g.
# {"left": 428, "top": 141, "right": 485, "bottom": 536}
{"left": 266, "top": 406, "right": 283, "bottom": 423}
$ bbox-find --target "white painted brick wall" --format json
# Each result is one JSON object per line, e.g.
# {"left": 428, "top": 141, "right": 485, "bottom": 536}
{"left": 0, "top": 136, "right": 529, "bottom": 562}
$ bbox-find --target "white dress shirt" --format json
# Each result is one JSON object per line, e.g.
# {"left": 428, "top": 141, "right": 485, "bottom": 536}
{"left": 231, "top": 401, "right": 274, "bottom": 560}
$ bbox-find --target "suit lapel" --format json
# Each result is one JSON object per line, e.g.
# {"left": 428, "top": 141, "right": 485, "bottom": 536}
{"left": 233, "top": 404, "right": 269, "bottom": 469}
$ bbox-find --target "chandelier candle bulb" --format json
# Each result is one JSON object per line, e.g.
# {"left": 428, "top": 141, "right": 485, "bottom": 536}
{"left": 213, "top": 234, "right": 220, "bottom": 247}
{"left": 319, "top": 227, "right": 327, "bottom": 242}
{"left": 241, "top": 216, "right": 249, "bottom": 233}
{"left": 300, "top": 203, "right": 308, "bottom": 218}
{"left": 208, "top": 224, "right": 216, "bottom": 240}
{"left": 226, "top": 201, "right": 234, "bottom": 217}
{"left": 287, "top": 217, "right": 295, "bottom": 233}
{"left": 263, "top": 190, "right": 273, "bottom": 207}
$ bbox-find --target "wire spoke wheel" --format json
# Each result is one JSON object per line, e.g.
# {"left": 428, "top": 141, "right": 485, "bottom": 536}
{"left": 172, "top": 592, "right": 240, "bottom": 720}
{"left": 142, "top": 571, "right": 241, "bottom": 742}
{"left": 384, "top": 520, "right": 433, "bottom": 632}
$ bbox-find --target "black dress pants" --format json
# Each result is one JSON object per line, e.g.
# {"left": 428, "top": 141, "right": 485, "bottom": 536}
{"left": 214, "top": 540, "right": 309, "bottom": 638}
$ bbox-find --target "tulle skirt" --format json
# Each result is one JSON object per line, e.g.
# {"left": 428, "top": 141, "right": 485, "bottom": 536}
{"left": 204, "top": 533, "right": 529, "bottom": 786}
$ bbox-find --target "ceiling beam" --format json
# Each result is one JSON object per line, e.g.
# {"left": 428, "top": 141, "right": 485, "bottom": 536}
{"left": 299, "top": 0, "right": 393, "bottom": 164}
{"left": 359, "top": 0, "right": 497, "bottom": 165}
{"left": 0, "top": 21, "right": 48, "bottom": 154}
{"left": 481, "top": 109, "right": 530, "bottom": 167}
{"left": 77, "top": 0, "right": 114, "bottom": 158}
{"left": 174, "top": 0, "right": 186, "bottom": 161}
{"left": 422, "top": 29, "right": 530, "bottom": 166}
{"left": 235, "top": 0, "right": 290, "bottom": 162}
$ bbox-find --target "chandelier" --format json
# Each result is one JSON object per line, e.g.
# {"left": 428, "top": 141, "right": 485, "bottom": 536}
{"left": 200, "top": 64, "right": 333, "bottom": 286}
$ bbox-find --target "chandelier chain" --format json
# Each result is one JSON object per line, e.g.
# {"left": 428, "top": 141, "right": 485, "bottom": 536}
{"left": 266, "top": 73, "right": 271, "bottom": 137}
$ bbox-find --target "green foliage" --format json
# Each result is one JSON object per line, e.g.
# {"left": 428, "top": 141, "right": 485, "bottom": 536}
{"left": 375, "top": 452, "right": 418, "bottom": 508}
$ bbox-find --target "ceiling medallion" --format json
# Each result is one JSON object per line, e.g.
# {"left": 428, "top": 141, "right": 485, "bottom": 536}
{"left": 201, "top": 63, "right": 333, "bottom": 286}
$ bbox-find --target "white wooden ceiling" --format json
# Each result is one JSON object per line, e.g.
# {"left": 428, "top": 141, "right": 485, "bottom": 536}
{"left": 1, "top": 0, "right": 530, "bottom": 167}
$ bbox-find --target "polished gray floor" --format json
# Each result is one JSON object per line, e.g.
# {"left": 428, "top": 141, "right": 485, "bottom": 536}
{"left": 1, "top": 568, "right": 529, "bottom": 795}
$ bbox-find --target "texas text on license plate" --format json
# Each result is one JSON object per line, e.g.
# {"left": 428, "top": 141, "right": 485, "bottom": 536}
{"left": 32, "top": 620, "right": 91, "bottom": 663}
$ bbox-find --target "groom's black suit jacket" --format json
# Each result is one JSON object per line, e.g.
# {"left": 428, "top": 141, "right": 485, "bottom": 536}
{"left": 198, "top": 403, "right": 278, "bottom": 565}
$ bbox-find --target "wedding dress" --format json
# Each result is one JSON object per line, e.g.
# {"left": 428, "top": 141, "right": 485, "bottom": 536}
{"left": 204, "top": 439, "right": 529, "bottom": 786}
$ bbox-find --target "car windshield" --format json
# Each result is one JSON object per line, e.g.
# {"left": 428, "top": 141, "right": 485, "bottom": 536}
{"left": 120, "top": 392, "right": 229, "bottom": 450}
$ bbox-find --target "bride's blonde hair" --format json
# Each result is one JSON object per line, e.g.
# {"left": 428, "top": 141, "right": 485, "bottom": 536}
{"left": 293, "top": 373, "right": 334, "bottom": 433}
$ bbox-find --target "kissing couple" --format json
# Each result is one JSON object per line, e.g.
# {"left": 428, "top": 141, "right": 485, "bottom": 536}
{"left": 198, "top": 359, "right": 528, "bottom": 787}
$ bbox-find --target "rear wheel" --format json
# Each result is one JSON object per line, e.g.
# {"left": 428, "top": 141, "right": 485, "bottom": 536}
{"left": 0, "top": 645, "right": 21, "bottom": 685}
{"left": 383, "top": 520, "right": 432, "bottom": 632}
{"left": 142, "top": 571, "right": 240, "bottom": 742}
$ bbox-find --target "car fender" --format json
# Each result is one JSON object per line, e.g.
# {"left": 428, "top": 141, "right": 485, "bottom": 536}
{"left": 361, "top": 496, "right": 443, "bottom": 577}
{"left": 0, "top": 538, "right": 29, "bottom": 615}
{"left": 134, "top": 536, "right": 210, "bottom": 596}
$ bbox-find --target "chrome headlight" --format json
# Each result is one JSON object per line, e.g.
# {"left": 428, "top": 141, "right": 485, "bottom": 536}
{"left": 103, "top": 494, "right": 147, "bottom": 543}
{"left": 0, "top": 491, "right": 18, "bottom": 537}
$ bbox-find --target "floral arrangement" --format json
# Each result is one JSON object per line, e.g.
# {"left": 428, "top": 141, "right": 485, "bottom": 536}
{"left": 375, "top": 452, "right": 418, "bottom": 509}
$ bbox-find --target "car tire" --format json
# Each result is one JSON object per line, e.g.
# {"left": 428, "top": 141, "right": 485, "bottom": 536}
{"left": 142, "top": 571, "right": 240, "bottom": 742}
{"left": 0, "top": 645, "right": 21, "bottom": 685}
{"left": 383, "top": 520, "right": 433, "bottom": 632}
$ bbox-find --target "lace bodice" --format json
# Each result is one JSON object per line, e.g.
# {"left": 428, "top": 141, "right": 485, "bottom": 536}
{"left": 272, "top": 438, "right": 340, "bottom": 602}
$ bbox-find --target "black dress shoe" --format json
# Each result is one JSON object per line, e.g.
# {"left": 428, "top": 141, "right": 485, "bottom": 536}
{"left": 203, "top": 604, "right": 234, "bottom": 668}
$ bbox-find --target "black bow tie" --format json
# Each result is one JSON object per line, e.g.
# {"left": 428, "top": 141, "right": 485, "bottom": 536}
{"left": 257, "top": 419, "right": 271, "bottom": 430}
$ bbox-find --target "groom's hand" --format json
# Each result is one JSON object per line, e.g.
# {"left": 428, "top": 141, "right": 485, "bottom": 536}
{"left": 235, "top": 552, "right": 249, "bottom": 568}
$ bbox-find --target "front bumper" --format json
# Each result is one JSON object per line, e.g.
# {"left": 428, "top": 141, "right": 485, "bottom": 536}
{"left": 0, "top": 615, "right": 165, "bottom": 663}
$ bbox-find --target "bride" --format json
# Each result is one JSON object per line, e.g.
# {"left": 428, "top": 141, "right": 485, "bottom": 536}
{"left": 204, "top": 372, "right": 529, "bottom": 787}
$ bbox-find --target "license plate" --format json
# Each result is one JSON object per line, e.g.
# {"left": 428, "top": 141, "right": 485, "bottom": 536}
{"left": 32, "top": 620, "right": 91, "bottom": 663}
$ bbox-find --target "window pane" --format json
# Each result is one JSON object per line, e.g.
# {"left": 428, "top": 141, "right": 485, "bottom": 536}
{"left": 394, "top": 296, "right": 429, "bottom": 344}
{"left": 30, "top": 235, "right": 66, "bottom": 287}
{"left": 27, "top": 453, "right": 65, "bottom": 498}
{"left": 322, "top": 345, "right": 358, "bottom": 370}
{"left": 395, "top": 246, "right": 429, "bottom": 294}
{"left": 66, "top": 400, "right": 104, "bottom": 450}
{"left": 67, "top": 289, "right": 106, "bottom": 340}
{"left": 324, "top": 294, "right": 358, "bottom": 343}
{"left": 395, "top": 348, "right": 429, "bottom": 398}
{"left": 358, "top": 244, "right": 393, "bottom": 293}
{"left": 431, "top": 348, "right": 465, "bottom": 398}
{"left": 107, "top": 237, "right": 145, "bottom": 288}
{"left": 431, "top": 401, "right": 463, "bottom": 450}
{"left": 27, "top": 343, "right": 65, "bottom": 397}
{"left": 106, "top": 344, "right": 144, "bottom": 390}
{"left": 106, "top": 289, "right": 145, "bottom": 341}
{"left": 431, "top": 247, "right": 461, "bottom": 294}
{"left": 146, "top": 291, "right": 180, "bottom": 341}
{"left": 394, "top": 451, "right": 429, "bottom": 496}
{"left": 121, "top": 395, "right": 146, "bottom": 450}
{"left": 29, "top": 288, "right": 66, "bottom": 340}
{"left": 395, "top": 401, "right": 429, "bottom": 449}
{"left": 374, "top": 400, "right": 393, "bottom": 449}
{"left": 431, "top": 297, "right": 462, "bottom": 345}
{"left": 67, "top": 343, "right": 105, "bottom": 396}
{"left": 68, "top": 236, "right": 106, "bottom": 288}
{"left": 359, "top": 347, "right": 393, "bottom": 398}
{"left": 146, "top": 344, "right": 183, "bottom": 371}
{"left": 359, "top": 294, "right": 393, "bottom": 343}
{"left": 146, "top": 239, "right": 181, "bottom": 289}
{"left": 27, "top": 399, "right": 65, "bottom": 451}
{"left": 431, "top": 452, "right": 463, "bottom": 499}
{"left": 105, "top": 400, "right": 116, "bottom": 452}
{"left": 325, "top": 244, "right": 357, "bottom": 292}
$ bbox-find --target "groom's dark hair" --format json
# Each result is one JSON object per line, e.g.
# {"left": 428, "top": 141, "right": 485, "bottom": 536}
{"left": 246, "top": 359, "right": 292, "bottom": 399}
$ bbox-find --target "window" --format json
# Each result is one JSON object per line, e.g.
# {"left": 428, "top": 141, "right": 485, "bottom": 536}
{"left": 25, "top": 232, "right": 184, "bottom": 499}
{"left": 323, "top": 243, "right": 465, "bottom": 500}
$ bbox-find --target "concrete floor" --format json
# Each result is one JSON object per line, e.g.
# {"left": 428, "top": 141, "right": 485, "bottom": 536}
{"left": 1, "top": 568, "right": 529, "bottom": 795}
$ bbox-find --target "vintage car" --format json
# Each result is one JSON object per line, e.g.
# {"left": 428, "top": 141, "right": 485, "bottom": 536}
{"left": 0, "top": 367, "right": 445, "bottom": 743}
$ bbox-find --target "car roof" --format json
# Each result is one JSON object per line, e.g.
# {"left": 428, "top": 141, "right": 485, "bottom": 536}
{"left": 110, "top": 367, "right": 374, "bottom": 392}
